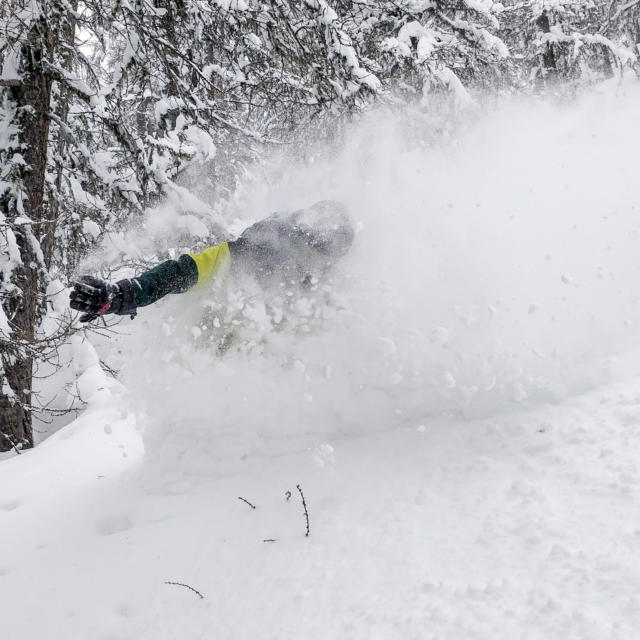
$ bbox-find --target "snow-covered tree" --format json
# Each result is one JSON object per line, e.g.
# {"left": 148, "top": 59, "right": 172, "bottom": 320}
{"left": 354, "top": 0, "right": 513, "bottom": 106}
{"left": 0, "top": 2, "right": 70, "bottom": 450}
{"left": 500, "top": 1, "right": 636, "bottom": 88}
{"left": 601, "top": 0, "right": 640, "bottom": 74}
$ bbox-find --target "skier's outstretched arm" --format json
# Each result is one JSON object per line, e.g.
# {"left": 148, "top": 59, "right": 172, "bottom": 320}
{"left": 69, "top": 243, "right": 230, "bottom": 322}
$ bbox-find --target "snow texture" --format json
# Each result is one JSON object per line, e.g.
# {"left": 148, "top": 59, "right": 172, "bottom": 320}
{"left": 3, "top": 82, "right": 640, "bottom": 639}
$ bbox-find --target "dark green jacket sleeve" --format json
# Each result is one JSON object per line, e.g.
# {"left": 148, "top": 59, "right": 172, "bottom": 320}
{"left": 130, "top": 254, "right": 199, "bottom": 308}
{"left": 127, "top": 242, "right": 231, "bottom": 308}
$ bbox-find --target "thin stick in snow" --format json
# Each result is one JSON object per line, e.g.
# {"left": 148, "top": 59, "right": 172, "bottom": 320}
{"left": 296, "top": 484, "right": 310, "bottom": 537}
{"left": 238, "top": 496, "right": 257, "bottom": 509}
{"left": 164, "top": 581, "right": 205, "bottom": 599}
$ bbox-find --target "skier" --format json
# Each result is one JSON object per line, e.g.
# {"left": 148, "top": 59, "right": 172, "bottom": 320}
{"left": 69, "top": 200, "right": 354, "bottom": 322}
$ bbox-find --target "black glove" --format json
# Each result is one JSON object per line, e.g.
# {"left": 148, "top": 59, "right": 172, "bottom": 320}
{"left": 69, "top": 276, "right": 136, "bottom": 322}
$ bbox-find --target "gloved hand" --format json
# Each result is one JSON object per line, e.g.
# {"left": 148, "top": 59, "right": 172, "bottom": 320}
{"left": 69, "top": 276, "right": 126, "bottom": 322}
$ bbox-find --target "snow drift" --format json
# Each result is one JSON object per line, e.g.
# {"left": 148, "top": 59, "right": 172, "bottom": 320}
{"left": 88, "top": 81, "right": 640, "bottom": 475}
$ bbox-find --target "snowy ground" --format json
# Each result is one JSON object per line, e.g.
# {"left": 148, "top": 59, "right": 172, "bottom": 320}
{"left": 3, "top": 377, "right": 640, "bottom": 639}
{"left": 3, "top": 82, "right": 640, "bottom": 638}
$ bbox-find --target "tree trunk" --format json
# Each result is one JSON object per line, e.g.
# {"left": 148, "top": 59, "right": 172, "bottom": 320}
{"left": 42, "top": 3, "right": 77, "bottom": 271}
{"left": 536, "top": 11, "right": 557, "bottom": 74}
{"left": 0, "top": 21, "right": 54, "bottom": 452}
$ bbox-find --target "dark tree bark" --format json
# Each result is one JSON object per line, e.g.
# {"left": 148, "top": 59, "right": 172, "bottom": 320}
{"left": 0, "top": 19, "right": 55, "bottom": 452}
{"left": 536, "top": 11, "right": 557, "bottom": 73}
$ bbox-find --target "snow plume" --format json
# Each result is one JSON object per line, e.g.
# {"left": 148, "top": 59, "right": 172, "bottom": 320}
{"left": 110, "top": 81, "right": 640, "bottom": 475}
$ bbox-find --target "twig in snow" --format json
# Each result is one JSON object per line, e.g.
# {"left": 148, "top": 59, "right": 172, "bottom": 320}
{"left": 296, "top": 484, "right": 310, "bottom": 537}
{"left": 164, "top": 581, "right": 205, "bottom": 599}
{"left": 263, "top": 539, "right": 277, "bottom": 543}
{"left": 238, "top": 496, "right": 257, "bottom": 510}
